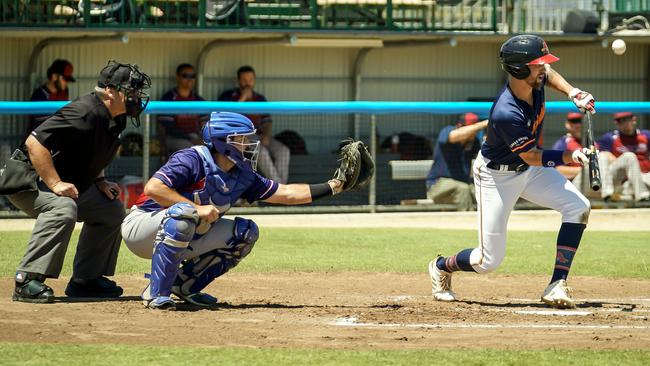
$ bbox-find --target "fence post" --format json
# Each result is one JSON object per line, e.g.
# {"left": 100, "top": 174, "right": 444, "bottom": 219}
{"left": 143, "top": 114, "right": 151, "bottom": 182}
{"left": 369, "top": 114, "right": 377, "bottom": 213}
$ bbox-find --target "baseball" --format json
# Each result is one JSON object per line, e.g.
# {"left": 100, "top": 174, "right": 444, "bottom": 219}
{"left": 612, "top": 39, "right": 626, "bottom": 55}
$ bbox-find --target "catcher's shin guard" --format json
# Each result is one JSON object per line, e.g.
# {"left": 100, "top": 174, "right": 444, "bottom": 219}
{"left": 149, "top": 203, "right": 199, "bottom": 298}
{"left": 174, "top": 217, "right": 258, "bottom": 296}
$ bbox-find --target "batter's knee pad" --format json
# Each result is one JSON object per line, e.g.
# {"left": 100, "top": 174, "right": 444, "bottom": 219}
{"left": 172, "top": 217, "right": 259, "bottom": 296}
{"left": 150, "top": 203, "right": 200, "bottom": 298}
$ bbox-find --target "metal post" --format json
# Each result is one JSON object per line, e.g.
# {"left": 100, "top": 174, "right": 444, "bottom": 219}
{"left": 369, "top": 114, "right": 377, "bottom": 213}
{"left": 142, "top": 114, "right": 151, "bottom": 182}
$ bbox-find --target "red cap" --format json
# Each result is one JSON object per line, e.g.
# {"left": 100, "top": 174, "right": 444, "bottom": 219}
{"left": 567, "top": 112, "right": 583, "bottom": 122}
{"left": 461, "top": 112, "right": 479, "bottom": 126}
{"left": 614, "top": 112, "right": 634, "bottom": 121}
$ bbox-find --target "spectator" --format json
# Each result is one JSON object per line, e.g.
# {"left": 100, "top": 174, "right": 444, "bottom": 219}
{"left": 596, "top": 112, "right": 650, "bottom": 201}
{"left": 218, "top": 65, "right": 290, "bottom": 184}
{"left": 8, "top": 61, "right": 151, "bottom": 303}
{"left": 552, "top": 112, "right": 584, "bottom": 183}
{"left": 157, "top": 63, "right": 209, "bottom": 159}
{"left": 425, "top": 113, "right": 488, "bottom": 211}
{"left": 28, "top": 59, "right": 76, "bottom": 134}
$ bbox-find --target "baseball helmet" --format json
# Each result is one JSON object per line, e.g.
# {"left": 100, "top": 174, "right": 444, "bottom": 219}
{"left": 500, "top": 35, "right": 559, "bottom": 80}
{"left": 202, "top": 112, "right": 259, "bottom": 170}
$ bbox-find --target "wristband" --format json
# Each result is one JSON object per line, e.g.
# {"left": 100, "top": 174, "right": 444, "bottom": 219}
{"left": 94, "top": 176, "right": 106, "bottom": 183}
{"left": 309, "top": 182, "right": 335, "bottom": 201}
{"left": 541, "top": 150, "right": 565, "bottom": 167}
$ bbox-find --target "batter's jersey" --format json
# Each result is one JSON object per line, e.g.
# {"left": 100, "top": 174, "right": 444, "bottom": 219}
{"left": 597, "top": 129, "right": 650, "bottom": 173}
{"left": 426, "top": 124, "right": 481, "bottom": 188}
{"left": 135, "top": 147, "right": 278, "bottom": 213}
{"left": 482, "top": 82, "right": 546, "bottom": 165}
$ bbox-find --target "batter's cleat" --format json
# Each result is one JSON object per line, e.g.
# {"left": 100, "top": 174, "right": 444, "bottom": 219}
{"left": 428, "top": 258, "right": 456, "bottom": 301}
{"left": 65, "top": 276, "right": 123, "bottom": 298}
{"left": 541, "top": 279, "right": 576, "bottom": 309}
{"left": 173, "top": 290, "right": 219, "bottom": 308}
{"left": 13, "top": 272, "right": 54, "bottom": 304}
{"left": 146, "top": 296, "right": 176, "bottom": 310}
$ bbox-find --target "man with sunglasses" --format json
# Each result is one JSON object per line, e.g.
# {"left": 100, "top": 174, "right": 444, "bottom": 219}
{"left": 121, "top": 112, "right": 348, "bottom": 310}
{"left": 158, "top": 64, "right": 209, "bottom": 159}
{"left": 8, "top": 60, "right": 151, "bottom": 303}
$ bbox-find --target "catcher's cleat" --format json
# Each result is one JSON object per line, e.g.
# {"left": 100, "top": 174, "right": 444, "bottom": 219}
{"left": 172, "top": 288, "right": 219, "bottom": 308}
{"left": 541, "top": 279, "right": 576, "bottom": 309}
{"left": 428, "top": 258, "right": 456, "bottom": 301}
{"left": 146, "top": 296, "right": 177, "bottom": 310}
{"left": 65, "top": 276, "right": 123, "bottom": 298}
{"left": 13, "top": 272, "right": 54, "bottom": 304}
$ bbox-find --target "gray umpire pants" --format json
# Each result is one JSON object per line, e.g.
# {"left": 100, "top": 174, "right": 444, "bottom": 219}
{"left": 8, "top": 181, "right": 125, "bottom": 279}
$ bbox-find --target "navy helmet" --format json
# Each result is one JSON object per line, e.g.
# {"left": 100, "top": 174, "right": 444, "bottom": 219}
{"left": 202, "top": 112, "right": 259, "bottom": 170}
{"left": 500, "top": 35, "right": 559, "bottom": 79}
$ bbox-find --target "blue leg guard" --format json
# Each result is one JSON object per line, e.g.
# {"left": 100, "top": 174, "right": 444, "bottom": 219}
{"left": 174, "top": 217, "right": 259, "bottom": 297}
{"left": 149, "top": 203, "right": 199, "bottom": 299}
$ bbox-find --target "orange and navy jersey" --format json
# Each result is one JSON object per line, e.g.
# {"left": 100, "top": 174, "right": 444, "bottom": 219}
{"left": 482, "top": 80, "right": 546, "bottom": 165}
{"left": 597, "top": 129, "right": 650, "bottom": 173}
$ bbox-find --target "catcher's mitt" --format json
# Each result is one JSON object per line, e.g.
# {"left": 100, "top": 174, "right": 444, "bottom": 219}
{"left": 332, "top": 139, "right": 375, "bottom": 192}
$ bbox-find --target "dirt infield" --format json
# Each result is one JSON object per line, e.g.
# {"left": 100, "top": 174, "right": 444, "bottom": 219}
{"left": 2, "top": 273, "right": 649, "bottom": 350}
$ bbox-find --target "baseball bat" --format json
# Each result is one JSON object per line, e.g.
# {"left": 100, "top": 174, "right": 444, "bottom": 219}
{"left": 585, "top": 113, "right": 601, "bottom": 191}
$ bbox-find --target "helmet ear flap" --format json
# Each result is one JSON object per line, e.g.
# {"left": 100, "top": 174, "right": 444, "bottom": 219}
{"left": 503, "top": 63, "right": 530, "bottom": 80}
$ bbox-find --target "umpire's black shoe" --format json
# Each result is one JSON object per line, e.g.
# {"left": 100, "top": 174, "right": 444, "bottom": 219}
{"left": 65, "top": 276, "right": 123, "bottom": 298}
{"left": 13, "top": 271, "right": 54, "bottom": 303}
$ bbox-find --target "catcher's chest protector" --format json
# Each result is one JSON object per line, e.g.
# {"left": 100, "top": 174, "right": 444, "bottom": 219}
{"left": 190, "top": 146, "right": 254, "bottom": 216}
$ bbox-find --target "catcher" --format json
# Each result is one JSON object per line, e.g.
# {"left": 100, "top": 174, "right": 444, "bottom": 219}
{"left": 121, "top": 112, "right": 373, "bottom": 310}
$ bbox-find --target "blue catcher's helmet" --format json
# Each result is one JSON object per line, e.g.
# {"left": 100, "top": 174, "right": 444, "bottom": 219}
{"left": 202, "top": 112, "right": 260, "bottom": 170}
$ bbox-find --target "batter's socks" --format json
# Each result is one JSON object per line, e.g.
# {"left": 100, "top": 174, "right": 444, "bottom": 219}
{"left": 550, "top": 222, "right": 586, "bottom": 284}
{"left": 436, "top": 249, "right": 476, "bottom": 273}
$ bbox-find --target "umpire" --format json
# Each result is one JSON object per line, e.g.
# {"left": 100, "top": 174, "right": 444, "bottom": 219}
{"left": 8, "top": 60, "right": 151, "bottom": 303}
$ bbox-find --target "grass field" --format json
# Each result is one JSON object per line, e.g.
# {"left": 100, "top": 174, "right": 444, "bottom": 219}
{"left": 1, "top": 227, "right": 650, "bottom": 365}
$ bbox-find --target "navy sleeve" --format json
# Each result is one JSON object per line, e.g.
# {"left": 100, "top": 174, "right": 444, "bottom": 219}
{"left": 491, "top": 108, "right": 536, "bottom": 154}
{"left": 437, "top": 125, "right": 453, "bottom": 144}
{"left": 552, "top": 137, "right": 567, "bottom": 150}
{"left": 153, "top": 149, "right": 204, "bottom": 189}
{"left": 596, "top": 132, "right": 613, "bottom": 152}
{"left": 217, "top": 89, "right": 234, "bottom": 101}
{"left": 241, "top": 172, "right": 279, "bottom": 203}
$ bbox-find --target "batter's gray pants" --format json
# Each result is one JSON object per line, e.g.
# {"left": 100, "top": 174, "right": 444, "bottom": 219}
{"left": 8, "top": 181, "right": 125, "bottom": 279}
{"left": 121, "top": 208, "right": 238, "bottom": 260}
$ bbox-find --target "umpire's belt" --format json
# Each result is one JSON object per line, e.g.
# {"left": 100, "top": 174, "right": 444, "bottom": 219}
{"left": 486, "top": 161, "right": 529, "bottom": 173}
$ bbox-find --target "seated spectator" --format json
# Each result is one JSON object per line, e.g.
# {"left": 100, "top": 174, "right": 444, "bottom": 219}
{"left": 596, "top": 112, "right": 650, "bottom": 202}
{"left": 28, "top": 59, "right": 75, "bottom": 134}
{"left": 425, "top": 113, "right": 488, "bottom": 211}
{"left": 552, "top": 112, "right": 584, "bottom": 183}
{"left": 218, "top": 65, "right": 290, "bottom": 183}
{"left": 157, "top": 63, "right": 208, "bottom": 159}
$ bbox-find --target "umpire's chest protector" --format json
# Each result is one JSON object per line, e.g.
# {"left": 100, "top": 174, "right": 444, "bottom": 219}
{"left": 190, "top": 146, "right": 254, "bottom": 216}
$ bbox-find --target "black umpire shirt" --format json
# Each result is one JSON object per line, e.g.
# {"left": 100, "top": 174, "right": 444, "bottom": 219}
{"left": 30, "top": 92, "right": 127, "bottom": 194}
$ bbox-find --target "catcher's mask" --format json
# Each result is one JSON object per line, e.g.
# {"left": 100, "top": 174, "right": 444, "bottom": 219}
{"left": 202, "top": 112, "right": 260, "bottom": 170}
{"left": 500, "top": 35, "right": 559, "bottom": 80}
{"left": 98, "top": 60, "right": 151, "bottom": 127}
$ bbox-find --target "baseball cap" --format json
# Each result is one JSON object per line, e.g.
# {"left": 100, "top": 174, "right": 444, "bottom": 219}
{"left": 47, "top": 59, "right": 75, "bottom": 82}
{"left": 567, "top": 112, "right": 583, "bottom": 123}
{"left": 97, "top": 61, "right": 150, "bottom": 91}
{"left": 613, "top": 112, "right": 634, "bottom": 121}
{"left": 460, "top": 112, "right": 479, "bottom": 126}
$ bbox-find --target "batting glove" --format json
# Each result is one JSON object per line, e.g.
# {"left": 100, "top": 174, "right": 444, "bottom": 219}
{"left": 571, "top": 147, "right": 592, "bottom": 165}
{"left": 569, "top": 88, "right": 596, "bottom": 114}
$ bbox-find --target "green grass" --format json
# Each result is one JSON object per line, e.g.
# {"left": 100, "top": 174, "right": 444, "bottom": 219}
{"left": 0, "top": 343, "right": 649, "bottom": 366}
{"left": 1, "top": 228, "right": 649, "bottom": 278}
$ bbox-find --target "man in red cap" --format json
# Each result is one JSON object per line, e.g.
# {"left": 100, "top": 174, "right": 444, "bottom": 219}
{"left": 596, "top": 112, "right": 650, "bottom": 201}
{"left": 27, "top": 59, "right": 76, "bottom": 134}
{"left": 424, "top": 112, "right": 488, "bottom": 211}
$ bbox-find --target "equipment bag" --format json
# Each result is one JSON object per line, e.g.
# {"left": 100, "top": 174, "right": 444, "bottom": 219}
{"left": 0, "top": 149, "right": 38, "bottom": 195}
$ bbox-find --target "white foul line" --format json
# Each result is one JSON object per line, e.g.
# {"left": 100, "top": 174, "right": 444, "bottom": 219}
{"left": 331, "top": 317, "right": 650, "bottom": 330}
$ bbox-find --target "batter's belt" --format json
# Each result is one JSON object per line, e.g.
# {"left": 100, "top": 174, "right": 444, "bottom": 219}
{"left": 486, "top": 161, "right": 529, "bottom": 173}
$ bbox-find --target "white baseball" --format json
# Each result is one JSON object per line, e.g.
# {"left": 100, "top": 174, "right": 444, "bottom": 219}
{"left": 612, "top": 39, "right": 626, "bottom": 55}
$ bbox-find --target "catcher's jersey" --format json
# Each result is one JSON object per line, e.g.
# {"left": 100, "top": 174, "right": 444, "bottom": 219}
{"left": 135, "top": 146, "right": 278, "bottom": 214}
{"left": 482, "top": 82, "right": 546, "bottom": 165}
